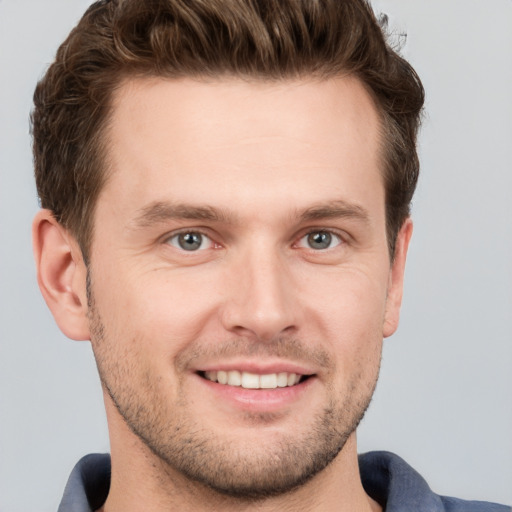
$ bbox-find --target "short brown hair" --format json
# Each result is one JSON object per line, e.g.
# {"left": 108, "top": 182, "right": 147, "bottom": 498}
{"left": 32, "top": 0, "right": 424, "bottom": 261}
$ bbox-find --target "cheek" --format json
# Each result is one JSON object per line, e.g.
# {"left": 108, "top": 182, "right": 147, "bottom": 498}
{"left": 93, "top": 266, "right": 223, "bottom": 355}
{"left": 304, "top": 266, "right": 389, "bottom": 333}
{"left": 302, "top": 268, "right": 387, "bottom": 373}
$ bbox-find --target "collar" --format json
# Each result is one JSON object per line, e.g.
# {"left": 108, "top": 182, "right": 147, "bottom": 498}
{"left": 58, "top": 451, "right": 510, "bottom": 512}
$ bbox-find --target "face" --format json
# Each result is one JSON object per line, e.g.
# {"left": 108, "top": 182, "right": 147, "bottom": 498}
{"left": 86, "top": 76, "right": 408, "bottom": 497}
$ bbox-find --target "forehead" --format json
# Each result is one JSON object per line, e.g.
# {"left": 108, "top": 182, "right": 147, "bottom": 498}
{"left": 108, "top": 75, "right": 381, "bottom": 153}
{"left": 101, "top": 76, "right": 383, "bottom": 219}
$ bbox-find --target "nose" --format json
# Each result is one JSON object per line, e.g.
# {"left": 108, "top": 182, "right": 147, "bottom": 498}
{"left": 220, "top": 243, "right": 298, "bottom": 341}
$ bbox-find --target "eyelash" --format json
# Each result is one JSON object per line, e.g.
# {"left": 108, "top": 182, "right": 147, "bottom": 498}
{"left": 296, "top": 229, "right": 344, "bottom": 251}
{"left": 164, "top": 229, "right": 217, "bottom": 252}
{"left": 163, "top": 228, "right": 346, "bottom": 253}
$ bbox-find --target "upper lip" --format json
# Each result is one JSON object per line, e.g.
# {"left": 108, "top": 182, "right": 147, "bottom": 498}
{"left": 193, "top": 360, "right": 317, "bottom": 376}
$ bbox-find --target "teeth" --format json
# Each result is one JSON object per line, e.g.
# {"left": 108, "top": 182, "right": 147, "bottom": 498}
{"left": 227, "top": 370, "right": 241, "bottom": 386}
{"left": 259, "top": 373, "right": 277, "bottom": 389}
{"left": 241, "top": 372, "right": 260, "bottom": 389}
{"left": 276, "top": 372, "right": 288, "bottom": 387}
{"left": 205, "top": 371, "right": 216, "bottom": 381}
{"left": 203, "top": 370, "right": 305, "bottom": 389}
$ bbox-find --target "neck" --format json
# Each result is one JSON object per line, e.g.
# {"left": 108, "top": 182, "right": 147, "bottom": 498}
{"left": 100, "top": 400, "right": 381, "bottom": 512}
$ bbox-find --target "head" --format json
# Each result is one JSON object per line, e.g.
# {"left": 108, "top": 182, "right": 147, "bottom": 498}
{"left": 32, "top": 0, "right": 424, "bottom": 504}
{"left": 32, "top": 0, "right": 423, "bottom": 263}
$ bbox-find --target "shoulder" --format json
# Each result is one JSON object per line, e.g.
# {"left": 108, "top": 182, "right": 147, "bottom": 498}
{"left": 359, "top": 451, "right": 510, "bottom": 512}
{"left": 58, "top": 454, "right": 111, "bottom": 512}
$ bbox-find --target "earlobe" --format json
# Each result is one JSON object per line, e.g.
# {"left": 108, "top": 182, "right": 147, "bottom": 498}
{"left": 383, "top": 218, "right": 413, "bottom": 338}
{"left": 32, "top": 210, "right": 90, "bottom": 341}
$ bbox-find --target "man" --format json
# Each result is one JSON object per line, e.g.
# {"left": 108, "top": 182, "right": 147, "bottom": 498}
{"left": 30, "top": 0, "right": 509, "bottom": 511}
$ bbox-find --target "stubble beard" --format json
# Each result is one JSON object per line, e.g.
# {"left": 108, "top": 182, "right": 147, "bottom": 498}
{"left": 87, "top": 277, "right": 381, "bottom": 500}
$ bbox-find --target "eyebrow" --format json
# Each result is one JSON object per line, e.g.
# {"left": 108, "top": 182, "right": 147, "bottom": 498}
{"left": 130, "top": 201, "right": 235, "bottom": 229}
{"left": 130, "top": 198, "right": 370, "bottom": 230}
{"left": 298, "top": 200, "right": 370, "bottom": 224}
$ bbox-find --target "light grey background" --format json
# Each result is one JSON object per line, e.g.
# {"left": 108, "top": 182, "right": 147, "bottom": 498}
{"left": 1, "top": 1, "right": 511, "bottom": 511}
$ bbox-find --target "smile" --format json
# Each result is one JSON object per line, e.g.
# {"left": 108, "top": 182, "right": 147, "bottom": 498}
{"left": 201, "top": 370, "right": 307, "bottom": 389}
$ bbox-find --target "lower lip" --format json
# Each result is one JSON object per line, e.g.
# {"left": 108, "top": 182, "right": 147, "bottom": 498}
{"left": 194, "top": 374, "right": 316, "bottom": 413}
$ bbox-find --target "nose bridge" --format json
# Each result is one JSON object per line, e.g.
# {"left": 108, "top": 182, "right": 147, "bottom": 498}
{"left": 223, "top": 235, "right": 297, "bottom": 340}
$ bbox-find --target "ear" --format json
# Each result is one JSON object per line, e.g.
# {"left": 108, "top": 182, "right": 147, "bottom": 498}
{"left": 32, "top": 209, "right": 90, "bottom": 341}
{"left": 383, "top": 218, "right": 413, "bottom": 338}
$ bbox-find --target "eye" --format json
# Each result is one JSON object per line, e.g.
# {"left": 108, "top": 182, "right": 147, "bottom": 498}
{"left": 166, "top": 231, "right": 213, "bottom": 251}
{"left": 298, "top": 230, "right": 342, "bottom": 250}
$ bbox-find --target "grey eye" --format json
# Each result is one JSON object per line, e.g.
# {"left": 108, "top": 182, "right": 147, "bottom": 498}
{"left": 168, "top": 232, "right": 212, "bottom": 251}
{"left": 179, "top": 233, "right": 202, "bottom": 250}
{"left": 307, "top": 231, "right": 332, "bottom": 250}
{"left": 298, "top": 231, "right": 342, "bottom": 250}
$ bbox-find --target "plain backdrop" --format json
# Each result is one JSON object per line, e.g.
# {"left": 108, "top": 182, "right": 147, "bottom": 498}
{"left": 0, "top": 1, "right": 511, "bottom": 511}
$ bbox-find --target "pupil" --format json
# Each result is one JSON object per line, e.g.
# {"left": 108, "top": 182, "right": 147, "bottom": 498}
{"left": 179, "top": 233, "right": 202, "bottom": 251}
{"left": 308, "top": 231, "right": 331, "bottom": 250}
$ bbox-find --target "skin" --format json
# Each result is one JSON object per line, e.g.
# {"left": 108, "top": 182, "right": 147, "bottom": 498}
{"left": 33, "top": 75, "right": 412, "bottom": 512}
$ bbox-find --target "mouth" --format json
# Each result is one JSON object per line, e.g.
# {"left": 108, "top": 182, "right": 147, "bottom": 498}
{"left": 198, "top": 370, "right": 312, "bottom": 390}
